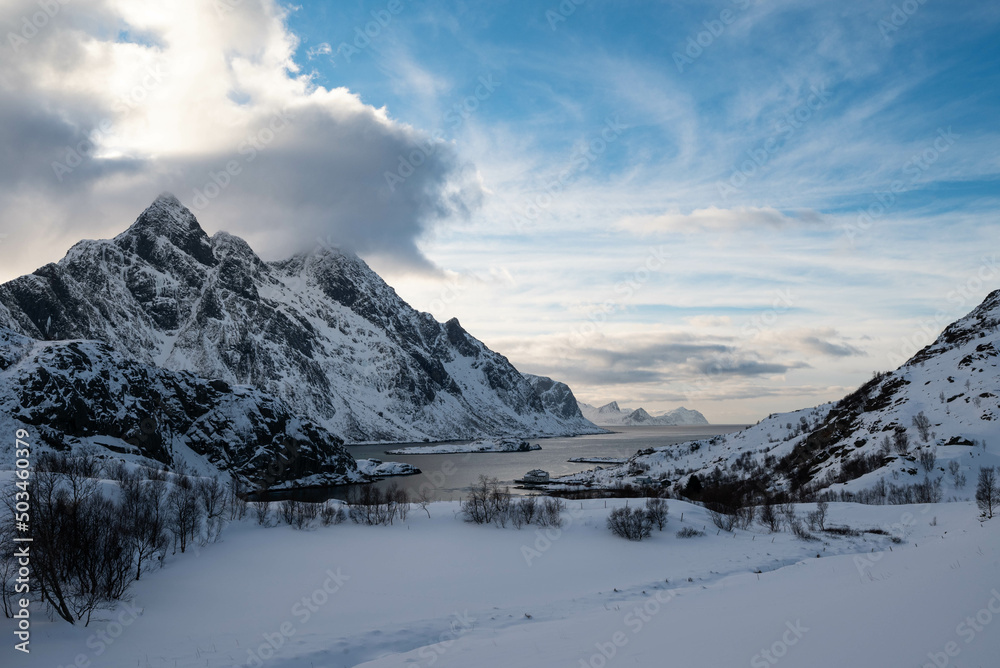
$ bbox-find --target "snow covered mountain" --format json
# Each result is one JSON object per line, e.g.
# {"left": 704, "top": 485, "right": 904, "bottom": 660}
{"left": 0, "top": 326, "right": 358, "bottom": 487}
{"left": 0, "top": 194, "right": 598, "bottom": 470}
{"left": 567, "top": 289, "right": 1000, "bottom": 499}
{"left": 578, "top": 401, "right": 709, "bottom": 426}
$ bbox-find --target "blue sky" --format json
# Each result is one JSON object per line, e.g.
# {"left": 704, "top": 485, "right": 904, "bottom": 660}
{"left": 273, "top": 0, "right": 1000, "bottom": 420}
{"left": 1, "top": 0, "right": 998, "bottom": 422}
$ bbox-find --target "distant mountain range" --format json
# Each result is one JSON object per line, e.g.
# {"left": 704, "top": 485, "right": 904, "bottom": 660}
{"left": 0, "top": 194, "right": 600, "bottom": 486}
{"left": 578, "top": 401, "right": 709, "bottom": 426}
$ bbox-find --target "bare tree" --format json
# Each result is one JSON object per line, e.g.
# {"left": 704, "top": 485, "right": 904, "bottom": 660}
{"left": 227, "top": 476, "right": 249, "bottom": 521}
{"left": 912, "top": 412, "right": 932, "bottom": 442}
{"left": 167, "top": 479, "right": 203, "bottom": 553}
{"left": 708, "top": 506, "right": 736, "bottom": 532}
{"left": 120, "top": 473, "right": 168, "bottom": 580}
{"left": 948, "top": 460, "right": 967, "bottom": 488}
{"left": 892, "top": 430, "right": 910, "bottom": 456}
{"left": 415, "top": 487, "right": 434, "bottom": 519}
{"left": 807, "top": 501, "right": 828, "bottom": 531}
{"left": 976, "top": 467, "right": 999, "bottom": 519}
{"left": 918, "top": 447, "right": 937, "bottom": 474}
{"left": 197, "top": 477, "right": 228, "bottom": 543}
{"left": 319, "top": 501, "right": 347, "bottom": 526}
{"left": 759, "top": 500, "right": 781, "bottom": 533}
{"left": 252, "top": 499, "right": 273, "bottom": 527}
{"left": 538, "top": 497, "right": 565, "bottom": 528}
{"left": 645, "top": 497, "right": 669, "bottom": 531}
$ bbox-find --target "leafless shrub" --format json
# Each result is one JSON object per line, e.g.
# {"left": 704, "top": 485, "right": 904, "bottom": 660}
{"left": 892, "top": 429, "right": 910, "bottom": 455}
{"left": 806, "top": 500, "right": 828, "bottom": 531}
{"left": 708, "top": 506, "right": 736, "bottom": 532}
{"left": 252, "top": 499, "right": 273, "bottom": 527}
{"left": 645, "top": 497, "right": 668, "bottom": 531}
{"left": 607, "top": 506, "right": 652, "bottom": 541}
{"left": 918, "top": 447, "right": 937, "bottom": 473}
{"left": 319, "top": 502, "right": 347, "bottom": 526}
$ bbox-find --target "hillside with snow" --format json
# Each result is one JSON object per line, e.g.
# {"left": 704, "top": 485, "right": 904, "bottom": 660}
{"left": 0, "top": 196, "right": 599, "bottom": 469}
{"left": 579, "top": 401, "right": 710, "bottom": 426}
{"left": 563, "top": 289, "right": 1000, "bottom": 502}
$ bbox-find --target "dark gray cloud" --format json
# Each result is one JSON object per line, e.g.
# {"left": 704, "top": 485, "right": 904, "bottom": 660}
{"left": 799, "top": 336, "right": 866, "bottom": 358}
{"left": 0, "top": 0, "right": 481, "bottom": 280}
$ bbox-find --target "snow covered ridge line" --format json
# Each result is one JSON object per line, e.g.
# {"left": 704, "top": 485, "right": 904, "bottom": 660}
{"left": 386, "top": 438, "right": 541, "bottom": 455}
{"left": 578, "top": 401, "right": 709, "bottom": 426}
{"left": 0, "top": 194, "right": 600, "bottom": 485}
{"left": 563, "top": 287, "right": 1000, "bottom": 502}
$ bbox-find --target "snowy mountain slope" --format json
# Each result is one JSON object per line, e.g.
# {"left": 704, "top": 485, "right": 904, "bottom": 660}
{"left": 0, "top": 194, "right": 599, "bottom": 443}
{"left": 523, "top": 373, "right": 602, "bottom": 424}
{"left": 566, "top": 290, "right": 1000, "bottom": 498}
{"left": 0, "top": 327, "right": 358, "bottom": 488}
{"left": 578, "top": 401, "right": 709, "bottom": 426}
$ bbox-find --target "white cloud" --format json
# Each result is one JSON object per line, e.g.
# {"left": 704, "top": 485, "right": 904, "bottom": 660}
{"left": 0, "top": 0, "right": 482, "bottom": 279}
{"left": 617, "top": 206, "right": 828, "bottom": 236}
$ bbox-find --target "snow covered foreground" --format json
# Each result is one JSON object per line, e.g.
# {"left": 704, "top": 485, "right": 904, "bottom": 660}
{"left": 9, "top": 500, "right": 999, "bottom": 668}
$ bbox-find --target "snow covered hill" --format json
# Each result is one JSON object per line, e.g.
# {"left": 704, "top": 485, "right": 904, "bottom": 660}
{"left": 0, "top": 326, "right": 359, "bottom": 488}
{"left": 579, "top": 401, "right": 709, "bottom": 426}
{"left": 0, "top": 194, "right": 599, "bottom": 447}
{"left": 567, "top": 290, "right": 1000, "bottom": 499}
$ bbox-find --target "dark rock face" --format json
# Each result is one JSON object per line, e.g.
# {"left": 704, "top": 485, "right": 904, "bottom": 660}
{"left": 0, "top": 329, "right": 355, "bottom": 488}
{"left": 0, "top": 194, "right": 599, "bottom": 483}
{"left": 523, "top": 373, "right": 589, "bottom": 421}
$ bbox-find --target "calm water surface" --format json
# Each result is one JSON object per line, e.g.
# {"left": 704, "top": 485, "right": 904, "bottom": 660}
{"left": 280, "top": 424, "right": 747, "bottom": 502}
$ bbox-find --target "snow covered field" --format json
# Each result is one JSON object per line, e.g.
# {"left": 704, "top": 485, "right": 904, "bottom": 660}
{"left": 7, "top": 498, "right": 998, "bottom": 668}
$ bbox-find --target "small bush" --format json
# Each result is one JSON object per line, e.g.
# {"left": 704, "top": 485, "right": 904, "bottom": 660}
{"left": 806, "top": 501, "right": 828, "bottom": 531}
{"left": 918, "top": 447, "right": 937, "bottom": 473}
{"left": 675, "top": 527, "right": 704, "bottom": 539}
{"left": 708, "top": 506, "right": 736, "bottom": 532}
{"left": 319, "top": 502, "right": 347, "bottom": 526}
{"left": 607, "top": 506, "right": 653, "bottom": 541}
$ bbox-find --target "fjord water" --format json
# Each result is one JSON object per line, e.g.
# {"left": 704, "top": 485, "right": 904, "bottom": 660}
{"left": 293, "top": 424, "right": 747, "bottom": 502}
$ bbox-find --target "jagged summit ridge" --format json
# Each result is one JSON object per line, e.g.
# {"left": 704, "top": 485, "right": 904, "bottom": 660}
{"left": 579, "top": 401, "right": 710, "bottom": 426}
{"left": 0, "top": 195, "right": 600, "bottom": 444}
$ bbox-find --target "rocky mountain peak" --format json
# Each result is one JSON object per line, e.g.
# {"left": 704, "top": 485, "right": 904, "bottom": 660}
{"left": 115, "top": 193, "right": 216, "bottom": 267}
